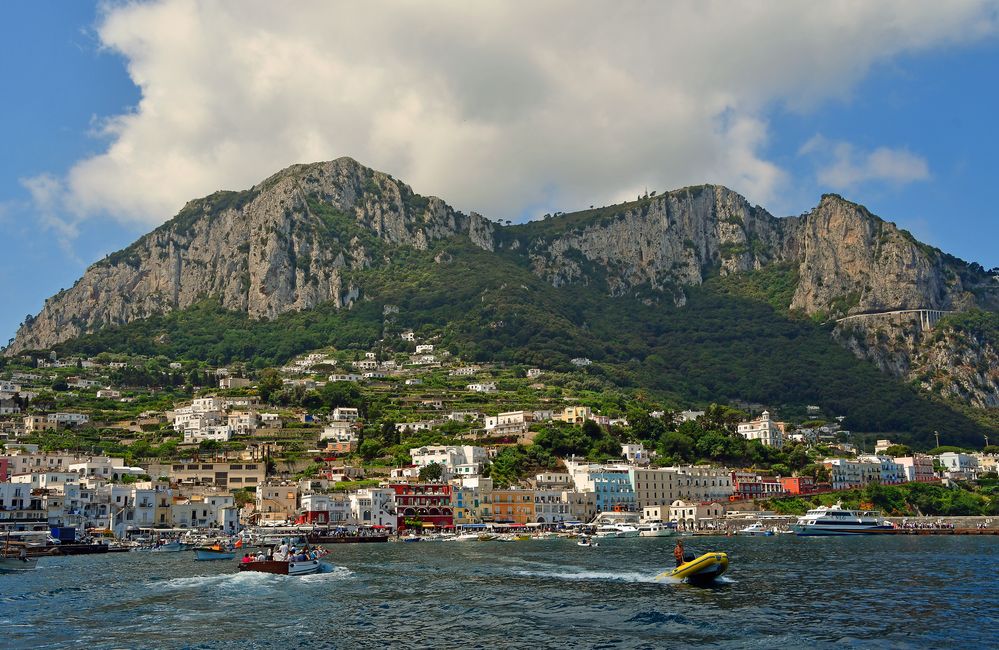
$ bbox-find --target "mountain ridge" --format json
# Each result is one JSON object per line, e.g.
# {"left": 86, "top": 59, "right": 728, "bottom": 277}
{"left": 10, "top": 156, "right": 995, "bottom": 356}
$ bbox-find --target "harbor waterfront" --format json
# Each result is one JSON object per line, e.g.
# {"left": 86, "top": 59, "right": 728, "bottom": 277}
{"left": 3, "top": 536, "right": 996, "bottom": 648}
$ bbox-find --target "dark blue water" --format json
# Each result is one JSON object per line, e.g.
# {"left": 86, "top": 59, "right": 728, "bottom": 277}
{"left": 2, "top": 536, "right": 996, "bottom": 648}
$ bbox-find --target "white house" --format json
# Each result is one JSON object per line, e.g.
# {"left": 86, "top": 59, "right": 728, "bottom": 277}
{"left": 331, "top": 407, "right": 360, "bottom": 422}
{"left": 737, "top": 411, "right": 784, "bottom": 448}
{"left": 466, "top": 383, "right": 497, "bottom": 394}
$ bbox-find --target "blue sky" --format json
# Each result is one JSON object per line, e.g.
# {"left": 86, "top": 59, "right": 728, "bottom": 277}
{"left": 1, "top": 2, "right": 998, "bottom": 347}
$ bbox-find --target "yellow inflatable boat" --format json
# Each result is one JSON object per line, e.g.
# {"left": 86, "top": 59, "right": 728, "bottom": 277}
{"left": 656, "top": 552, "right": 729, "bottom": 584}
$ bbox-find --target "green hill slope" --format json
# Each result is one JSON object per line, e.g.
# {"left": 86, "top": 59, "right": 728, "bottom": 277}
{"left": 52, "top": 236, "right": 990, "bottom": 449}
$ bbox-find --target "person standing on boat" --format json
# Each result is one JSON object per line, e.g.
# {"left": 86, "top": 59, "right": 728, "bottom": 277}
{"left": 673, "top": 539, "right": 686, "bottom": 567}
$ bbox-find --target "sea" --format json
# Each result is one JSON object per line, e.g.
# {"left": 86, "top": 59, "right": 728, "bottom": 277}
{"left": 2, "top": 536, "right": 996, "bottom": 649}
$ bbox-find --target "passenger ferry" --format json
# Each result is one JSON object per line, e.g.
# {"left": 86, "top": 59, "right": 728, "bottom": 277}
{"left": 791, "top": 502, "right": 894, "bottom": 536}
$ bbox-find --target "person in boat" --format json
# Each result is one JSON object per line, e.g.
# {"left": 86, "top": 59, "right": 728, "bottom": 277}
{"left": 674, "top": 539, "right": 686, "bottom": 567}
{"left": 240, "top": 553, "right": 252, "bottom": 564}
{"left": 19, "top": 547, "right": 28, "bottom": 562}
{"left": 255, "top": 551, "right": 266, "bottom": 562}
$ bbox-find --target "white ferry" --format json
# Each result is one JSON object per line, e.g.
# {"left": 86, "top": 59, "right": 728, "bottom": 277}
{"left": 791, "top": 502, "right": 894, "bottom": 536}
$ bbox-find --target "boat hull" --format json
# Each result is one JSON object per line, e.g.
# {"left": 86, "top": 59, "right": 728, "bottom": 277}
{"left": 238, "top": 559, "right": 322, "bottom": 576}
{"left": 657, "top": 552, "right": 729, "bottom": 584}
{"left": 0, "top": 557, "right": 38, "bottom": 573}
{"left": 791, "top": 525, "right": 895, "bottom": 536}
{"left": 194, "top": 549, "right": 237, "bottom": 561}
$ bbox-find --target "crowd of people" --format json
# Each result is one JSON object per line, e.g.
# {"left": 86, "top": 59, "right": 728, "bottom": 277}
{"left": 240, "top": 540, "right": 326, "bottom": 563}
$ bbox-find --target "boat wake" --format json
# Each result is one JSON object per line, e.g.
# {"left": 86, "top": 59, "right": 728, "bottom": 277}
{"left": 302, "top": 564, "right": 353, "bottom": 579}
{"left": 513, "top": 568, "right": 661, "bottom": 583}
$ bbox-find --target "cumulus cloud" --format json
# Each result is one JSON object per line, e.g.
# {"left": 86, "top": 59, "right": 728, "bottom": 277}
{"left": 25, "top": 0, "right": 999, "bottom": 229}
{"left": 801, "top": 134, "right": 931, "bottom": 189}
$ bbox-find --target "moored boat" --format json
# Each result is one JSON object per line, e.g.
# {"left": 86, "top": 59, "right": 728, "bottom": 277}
{"left": 194, "top": 546, "right": 237, "bottom": 561}
{"left": 0, "top": 555, "right": 38, "bottom": 573}
{"left": 735, "top": 522, "right": 774, "bottom": 536}
{"left": 791, "top": 502, "right": 894, "bottom": 536}
{"left": 638, "top": 521, "right": 677, "bottom": 537}
{"left": 594, "top": 524, "right": 640, "bottom": 538}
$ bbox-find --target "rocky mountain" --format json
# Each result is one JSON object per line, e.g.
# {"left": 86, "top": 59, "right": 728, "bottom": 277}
{"left": 7, "top": 157, "right": 999, "bottom": 411}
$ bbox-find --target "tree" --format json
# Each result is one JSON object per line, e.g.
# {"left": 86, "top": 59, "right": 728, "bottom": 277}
{"left": 884, "top": 444, "right": 912, "bottom": 457}
{"left": 418, "top": 462, "right": 444, "bottom": 483}
{"left": 770, "top": 463, "right": 791, "bottom": 477}
{"left": 258, "top": 369, "right": 283, "bottom": 404}
{"left": 359, "top": 439, "right": 383, "bottom": 461}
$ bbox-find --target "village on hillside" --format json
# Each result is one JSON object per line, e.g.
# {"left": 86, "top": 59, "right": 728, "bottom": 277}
{"left": 1, "top": 327, "right": 996, "bottom": 539}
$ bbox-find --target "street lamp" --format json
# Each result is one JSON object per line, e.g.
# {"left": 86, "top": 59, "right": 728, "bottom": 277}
{"left": 934, "top": 431, "right": 940, "bottom": 449}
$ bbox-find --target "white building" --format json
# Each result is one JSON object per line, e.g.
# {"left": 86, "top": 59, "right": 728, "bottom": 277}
{"left": 329, "top": 373, "right": 363, "bottom": 383}
{"left": 183, "top": 425, "right": 233, "bottom": 444}
{"left": 415, "top": 344, "right": 434, "bottom": 354}
{"left": 737, "top": 411, "right": 784, "bottom": 448}
{"left": 621, "top": 443, "right": 651, "bottom": 465}
{"left": 410, "top": 445, "right": 489, "bottom": 476}
{"left": 331, "top": 407, "right": 360, "bottom": 422}
{"left": 483, "top": 411, "right": 534, "bottom": 435}
{"left": 938, "top": 452, "right": 979, "bottom": 478}
{"left": 466, "top": 383, "right": 497, "bottom": 394}
{"left": 47, "top": 413, "right": 90, "bottom": 427}
{"left": 825, "top": 458, "right": 881, "bottom": 490}
{"left": 857, "top": 455, "right": 904, "bottom": 485}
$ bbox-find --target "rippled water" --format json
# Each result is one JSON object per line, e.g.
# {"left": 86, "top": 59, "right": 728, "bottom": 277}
{"left": 2, "top": 536, "right": 996, "bottom": 648}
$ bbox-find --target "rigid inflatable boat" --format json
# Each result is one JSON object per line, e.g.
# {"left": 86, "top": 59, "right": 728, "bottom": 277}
{"left": 656, "top": 552, "right": 728, "bottom": 584}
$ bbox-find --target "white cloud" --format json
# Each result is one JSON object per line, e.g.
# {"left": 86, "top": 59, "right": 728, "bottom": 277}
{"left": 27, "top": 0, "right": 999, "bottom": 229}
{"left": 802, "top": 134, "right": 931, "bottom": 189}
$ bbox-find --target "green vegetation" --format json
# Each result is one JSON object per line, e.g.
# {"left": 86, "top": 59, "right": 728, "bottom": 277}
{"left": 52, "top": 236, "right": 993, "bottom": 450}
{"left": 769, "top": 481, "right": 997, "bottom": 517}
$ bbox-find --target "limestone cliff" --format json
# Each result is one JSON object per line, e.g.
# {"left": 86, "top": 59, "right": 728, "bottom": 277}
{"left": 504, "top": 185, "right": 791, "bottom": 304}
{"left": 835, "top": 312, "right": 999, "bottom": 409}
{"left": 8, "top": 158, "right": 494, "bottom": 353}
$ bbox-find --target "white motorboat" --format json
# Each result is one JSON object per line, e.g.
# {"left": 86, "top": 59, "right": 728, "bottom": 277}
{"left": 638, "top": 521, "right": 677, "bottom": 537}
{"left": 594, "top": 524, "right": 640, "bottom": 538}
{"left": 576, "top": 536, "right": 599, "bottom": 547}
{"left": 735, "top": 522, "right": 774, "bottom": 536}
{"left": 791, "top": 502, "right": 894, "bottom": 536}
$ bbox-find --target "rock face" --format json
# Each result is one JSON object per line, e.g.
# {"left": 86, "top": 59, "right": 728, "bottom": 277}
{"left": 8, "top": 158, "right": 495, "bottom": 353}
{"left": 787, "top": 195, "right": 981, "bottom": 317}
{"left": 509, "top": 186, "right": 791, "bottom": 303}
{"left": 7, "top": 158, "right": 998, "bottom": 375}
{"left": 835, "top": 315, "right": 999, "bottom": 409}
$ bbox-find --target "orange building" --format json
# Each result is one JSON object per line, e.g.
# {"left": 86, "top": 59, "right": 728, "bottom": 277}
{"left": 779, "top": 476, "right": 816, "bottom": 495}
{"left": 490, "top": 489, "right": 536, "bottom": 524}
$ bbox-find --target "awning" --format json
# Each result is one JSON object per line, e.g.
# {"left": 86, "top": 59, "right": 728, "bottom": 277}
{"left": 421, "top": 523, "right": 436, "bottom": 528}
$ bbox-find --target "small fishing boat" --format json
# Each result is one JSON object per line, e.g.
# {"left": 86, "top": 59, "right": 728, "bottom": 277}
{"left": 655, "top": 552, "right": 729, "bottom": 584}
{"left": 0, "top": 555, "right": 38, "bottom": 573}
{"left": 150, "top": 540, "right": 188, "bottom": 552}
{"left": 576, "top": 536, "right": 598, "bottom": 548}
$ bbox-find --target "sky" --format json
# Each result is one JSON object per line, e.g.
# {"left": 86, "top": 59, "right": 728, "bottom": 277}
{"left": 2, "top": 0, "right": 998, "bottom": 347}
